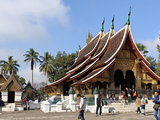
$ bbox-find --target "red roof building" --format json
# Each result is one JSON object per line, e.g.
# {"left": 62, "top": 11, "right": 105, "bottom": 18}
{"left": 44, "top": 15, "right": 160, "bottom": 97}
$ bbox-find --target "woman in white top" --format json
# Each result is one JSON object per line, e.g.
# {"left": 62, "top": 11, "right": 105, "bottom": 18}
{"left": 141, "top": 96, "right": 146, "bottom": 116}
{"left": 77, "top": 94, "right": 86, "bottom": 120}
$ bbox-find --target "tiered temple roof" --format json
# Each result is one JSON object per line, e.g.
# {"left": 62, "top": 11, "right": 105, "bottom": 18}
{"left": 45, "top": 16, "right": 160, "bottom": 90}
{"left": 0, "top": 73, "right": 7, "bottom": 88}
{"left": 0, "top": 73, "right": 22, "bottom": 91}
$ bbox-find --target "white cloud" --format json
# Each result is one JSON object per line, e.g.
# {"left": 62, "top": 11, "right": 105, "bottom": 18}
{"left": 141, "top": 36, "right": 160, "bottom": 59}
{"left": 0, "top": 48, "right": 24, "bottom": 62}
{"left": 19, "top": 65, "right": 46, "bottom": 84}
{"left": 0, "top": 0, "right": 70, "bottom": 42}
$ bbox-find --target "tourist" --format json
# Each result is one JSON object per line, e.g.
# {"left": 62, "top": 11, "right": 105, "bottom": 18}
{"left": 38, "top": 96, "right": 41, "bottom": 103}
{"left": 22, "top": 97, "right": 27, "bottom": 109}
{"left": 77, "top": 94, "right": 86, "bottom": 120}
{"left": 120, "top": 91, "right": 125, "bottom": 104}
{"left": 0, "top": 98, "right": 4, "bottom": 114}
{"left": 125, "top": 88, "right": 129, "bottom": 99}
{"left": 141, "top": 96, "right": 146, "bottom": 116}
{"left": 110, "top": 93, "right": 115, "bottom": 102}
{"left": 128, "top": 89, "right": 132, "bottom": 103}
{"left": 96, "top": 94, "right": 104, "bottom": 116}
{"left": 153, "top": 91, "right": 160, "bottom": 120}
{"left": 135, "top": 96, "right": 141, "bottom": 114}
{"left": 133, "top": 89, "right": 137, "bottom": 100}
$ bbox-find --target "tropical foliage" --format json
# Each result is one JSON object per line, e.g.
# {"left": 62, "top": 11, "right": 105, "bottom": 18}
{"left": 0, "top": 56, "right": 20, "bottom": 75}
{"left": 48, "top": 51, "right": 77, "bottom": 83}
{"left": 39, "top": 52, "right": 54, "bottom": 84}
{"left": 136, "top": 43, "right": 148, "bottom": 57}
{"left": 24, "top": 48, "right": 40, "bottom": 86}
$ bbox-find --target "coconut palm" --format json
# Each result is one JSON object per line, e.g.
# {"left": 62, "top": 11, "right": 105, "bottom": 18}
{"left": 24, "top": 48, "right": 40, "bottom": 86}
{"left": 39, "top": 52, "right": 54, "bottom": 85}
{"left": 0, "top": 56, "right": 20, "bottom": 75}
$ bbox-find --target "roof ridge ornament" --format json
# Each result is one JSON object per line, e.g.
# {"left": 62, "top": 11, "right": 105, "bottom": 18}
{"left": 111, "top": 15, "right": 114, "bottom": 29}
{"left": 110, "top": 16, "right": 115, "bottom": 35}
{"left": 101, "top": 18, "right": 105, "bottom": 32}
{"left": 126, "top": 7, "right": 131, "bottom": 25}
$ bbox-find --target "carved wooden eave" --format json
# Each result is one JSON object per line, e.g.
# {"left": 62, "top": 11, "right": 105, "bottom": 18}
{"left": 140, "top": 61, "right": 160, "bottom": 81}
{"left": 0, "top": 73, "right": 22, "bottom": 92}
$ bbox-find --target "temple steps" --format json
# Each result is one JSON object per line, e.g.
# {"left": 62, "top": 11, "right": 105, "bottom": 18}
{"left": 106, "top": 100, "right": 154, "bottom": 113}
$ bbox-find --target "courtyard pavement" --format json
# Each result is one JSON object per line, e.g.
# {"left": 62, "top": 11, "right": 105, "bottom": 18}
{"left": 0, "top": 110, "right": 155, "bottom": 120}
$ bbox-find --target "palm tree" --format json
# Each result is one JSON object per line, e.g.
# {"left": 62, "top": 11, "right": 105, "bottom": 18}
{"left": 39, "top": 52, "right": 54, "bottom": 85}
{"left": 24, "top": 48, "right": 40, "bottom": 86}
{"left": 0, "top": 56, "right": 20, "bottom": 75}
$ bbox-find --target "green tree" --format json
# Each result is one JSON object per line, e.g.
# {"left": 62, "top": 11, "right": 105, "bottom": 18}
{"left": 0, "top": 56, "right": 20, "bottom": 75}
{"left": 157, "top": 44, "right": 160, "bottom": 62}
{"left": 146, "top": 56, "right": 157, "bottom": 72}
{"left": 15, "top": 74, "right": 26, "bottom": 86}
{"left": 136, "top": 43, "right": 148, "bottom": 57}
{"left": 24, "top": 48, "right": 40, "bottom": 86}
{"left": 156, "top": 44, "right": 160, "bottom": 76}
{"left": 136, "top": 43, "right": 157, "bottom": 71}
{"left": 39, "top": 52, "right": 54, "bottom": 85}
{"left": 49, "top": 51, "right": 77, "bottom": 82}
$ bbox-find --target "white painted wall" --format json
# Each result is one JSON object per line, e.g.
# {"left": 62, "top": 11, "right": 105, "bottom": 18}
{"left": 15, "top": 92, "right": 22, "bottom": 101}
{"left": 1, "top": 92, "right": 8, "bottom": 102}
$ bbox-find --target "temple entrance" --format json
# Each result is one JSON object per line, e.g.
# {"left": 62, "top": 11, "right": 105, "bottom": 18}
{"left": 8, "top": 91, "right": 15, "bottom": 103}
{"left": 146, "top": 83, "right": 152, "bottom": 90}
{"left": 63, "top": 82, "right": 73, "bottom": 96}
{"left": 114, "top": 70, "right": 125, "bottom": 90}
{"left": 125, "top": 70, "right": 135, "bottom": 89}
{"left": 95, "top": 81, "right": 103, "bottom": 89}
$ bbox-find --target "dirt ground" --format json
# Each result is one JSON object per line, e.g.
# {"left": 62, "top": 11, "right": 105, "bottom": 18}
{"left": 0, "top": 110, "right": 155, "bottom": 120}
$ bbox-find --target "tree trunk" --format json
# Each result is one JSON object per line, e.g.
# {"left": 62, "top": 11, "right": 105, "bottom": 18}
{"left": 32, "top": 70, "right": 33, "bottom": 86}
{"left": 46, "top": 72, "right": 48, "bottom": 85}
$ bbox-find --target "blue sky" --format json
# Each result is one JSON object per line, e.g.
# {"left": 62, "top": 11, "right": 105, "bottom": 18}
{"left": 0, "top": 0, "right": 159, "bottom": 83}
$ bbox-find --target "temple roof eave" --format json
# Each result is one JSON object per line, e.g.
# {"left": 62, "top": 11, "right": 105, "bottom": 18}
{"left": 70, "top": 58, "right": 99, "bottom": 80}
{"left": 71, "top": 58, "right": 116, "bottom": 86}
{"left": 128, "top": 26, "right": 150, "bottom": 65}
{"left": 46, "top": 72, "right": 73, "bottom": 87}
{"left": 140, "top": 61, "right": 160, "bottom": 81}
{"left": 69, "top": 33, "right": 101, "bottom": 69}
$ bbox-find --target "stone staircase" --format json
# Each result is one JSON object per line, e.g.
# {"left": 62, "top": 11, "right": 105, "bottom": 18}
{"left": 106, "top": 100, "right": 154, "bottom": 113}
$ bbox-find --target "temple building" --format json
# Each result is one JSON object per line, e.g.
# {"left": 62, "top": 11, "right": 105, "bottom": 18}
{"left": 0, "top": 73, "right": 23, "bottom": 110}
{"left": 44, "top": 13, "right": 160, "bottom": 98}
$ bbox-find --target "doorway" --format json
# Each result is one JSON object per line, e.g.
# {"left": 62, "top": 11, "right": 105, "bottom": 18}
{"left": 125, "top": 70, "right": 135, "bottom": 89}
{"left": 114, "top": 70, "right": 125, "bottom": 90}
{"left": 8, "top": 91, "right": 15, "bottom": 103}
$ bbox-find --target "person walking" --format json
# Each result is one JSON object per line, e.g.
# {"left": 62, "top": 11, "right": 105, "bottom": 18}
{"left": 96, "top": 95, "right": 103, "bottom": 116}
{"left": 77, "top": 94, "right": 86, "bottom": 120}
{"left": 141, "top": 96, "right": 146, "bottom": 116}
{"left": 135, "top": 96, "right": 141, "bottom": 114}
{"left": 153, "top": 91, "right": 160, "bottom": 120}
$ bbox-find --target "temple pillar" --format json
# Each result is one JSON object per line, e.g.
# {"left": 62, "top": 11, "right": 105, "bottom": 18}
{"left": 135, "top": 77, "right": 141, "bottom": 90}
{"left": 85, "top": 83, "right": 92, "bottom": 95}
{"left": 74, "top": 86, "right": 79, "bottom": 94}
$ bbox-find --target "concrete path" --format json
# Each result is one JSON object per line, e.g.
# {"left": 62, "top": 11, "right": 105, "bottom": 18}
{"left": 0, "top": 110, "right": 155, "bottom": 120}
